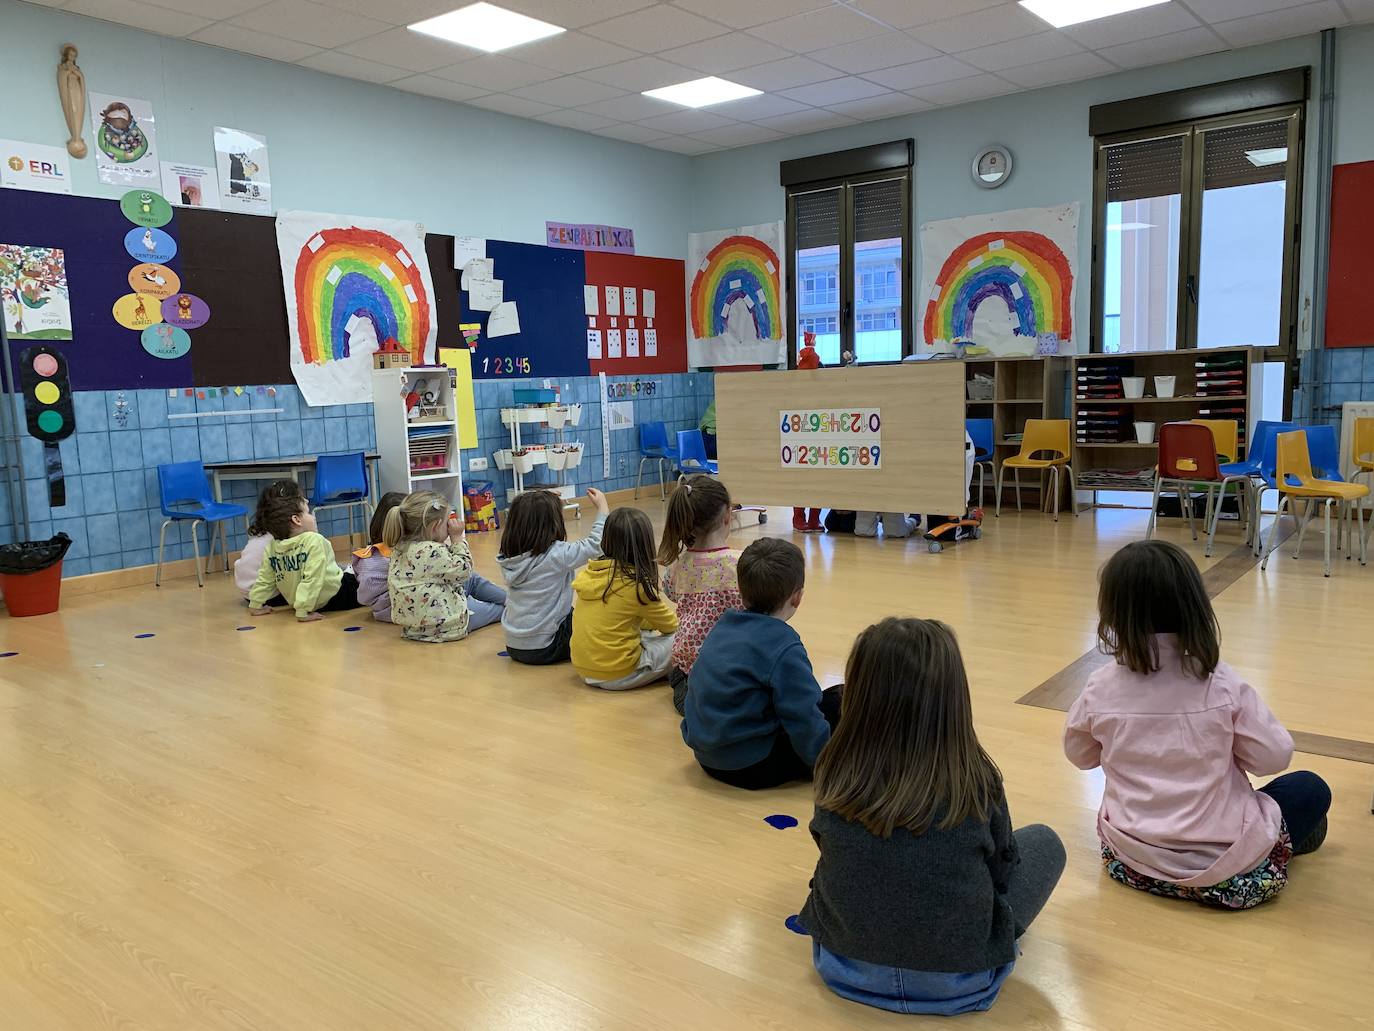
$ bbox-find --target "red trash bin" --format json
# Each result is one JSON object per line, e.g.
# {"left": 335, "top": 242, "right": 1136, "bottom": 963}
{"left": 0, "top": 561, "right": 64, "bottom": 616}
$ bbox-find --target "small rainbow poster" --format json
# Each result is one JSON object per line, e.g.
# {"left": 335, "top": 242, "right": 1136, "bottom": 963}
{"left": 918, "top": 203, "right": 1078, "bottom": 357}
{"left": 276, "top": 211, "right": 437, "bottom": 406}
{"left": 685, "top": 221, "right": 785, "bottom": 369}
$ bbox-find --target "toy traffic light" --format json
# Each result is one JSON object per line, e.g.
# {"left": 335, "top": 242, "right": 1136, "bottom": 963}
{"left": 19, "top": 345, "right": 75, "bottom": 442}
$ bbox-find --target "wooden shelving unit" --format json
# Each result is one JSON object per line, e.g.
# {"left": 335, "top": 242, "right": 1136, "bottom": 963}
{"left": 1072, "top": 346, "right": 1260, "bottom": 507}
{"left": 962, "top": 356, "right": 1069, "bottom": 509}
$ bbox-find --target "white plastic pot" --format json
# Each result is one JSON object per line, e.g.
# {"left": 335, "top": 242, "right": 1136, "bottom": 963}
{"left": 1122, "top": 376, "right": 1146, "bottom": 399}
{"left": 1154, "top": 375, "right": 1176, "bottom": 398}
{"left": 1134, "top": 421, "right": 1156, "bottom": 444}
{"left": 567, "top": 404, "right": 583, "bottom": 426}
{"left": 493, "top": 449, "right": 513, "bottom": 470}
{"left": 565, "top": 445, "right": 584, "bottom": 469}
{"left": 546, "top": 448, "right": 568, "bottom": 471}
{"left": 546, "top": 407, "right": 568, "bottom": 429}
{"left": 513, "top": 452, "right": 536, "bottom": 474}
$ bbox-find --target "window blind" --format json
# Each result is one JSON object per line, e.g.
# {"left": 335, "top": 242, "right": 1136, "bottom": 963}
{"left": 1104, "top": 134, "right": 1185, "bottom": 203}
{"left": 794, "top": 188, "right": 840, "bottom": 251}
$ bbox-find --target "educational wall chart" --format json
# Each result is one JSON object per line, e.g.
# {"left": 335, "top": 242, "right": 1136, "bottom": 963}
{"left": 0, "top": 245, "right": 73, "bottom": 340}
{"left": 919, "top": 203, "right": 1077, "bottom": 357}
{"left": 779, "top": 409, "right": 882, "bottom": 470}
{"left": 277, "top": 210, "right": 437, "bottom": 406}
{"left": 214, "top": 127, "right": 272, "bottom": 214}
{"left": 686, "top": 221, "right": 785, "bottom": 369}
{"left": 89, "top": 94, "right": 159, "bottom": 185}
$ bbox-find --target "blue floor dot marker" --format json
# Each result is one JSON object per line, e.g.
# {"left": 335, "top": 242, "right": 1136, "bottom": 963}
{"left": 134, "top": 633, "right": 155, "bottom": 639}
{"left": 784, "top": 914, "right": 808, "bottom": 936}
{"left": 236, "top": 626, "right": 255, "bottom": 631}
{"left": 764, "top": 814, "right": 799, "bottom": 830}
{"left": 498, "top": 650, "right": 509, "bottom": 657}
{"left": 0, "top": 652, "right": 17, "bottom": 658}
{"left": 343, "top": 626, "right": 363, "bottom": 632}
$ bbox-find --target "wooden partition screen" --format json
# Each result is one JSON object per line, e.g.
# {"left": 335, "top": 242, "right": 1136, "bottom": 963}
{"left": 715, "top": 362, "right": 966, "bottom": 515}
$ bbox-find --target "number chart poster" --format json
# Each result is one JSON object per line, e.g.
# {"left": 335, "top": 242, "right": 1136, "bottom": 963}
{"left": 780, "top": 409, "right": 882, "bottom": 470}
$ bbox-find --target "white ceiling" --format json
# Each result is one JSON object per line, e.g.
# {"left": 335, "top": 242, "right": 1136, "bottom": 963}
{"left": 28, "top": 0, "right": 1374, "bottom": 153}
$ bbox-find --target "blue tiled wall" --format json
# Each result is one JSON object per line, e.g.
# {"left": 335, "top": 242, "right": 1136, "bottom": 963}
{"left": 1, "top": 371, "right": 716, "bottom": 578}
{"left": 1298, "top": 346, "right": 1374, "bottom": 424}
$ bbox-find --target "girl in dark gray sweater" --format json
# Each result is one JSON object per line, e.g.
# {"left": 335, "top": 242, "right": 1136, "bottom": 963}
{"left": 796, "top": 618, "right": 1065, "bottom": 1015}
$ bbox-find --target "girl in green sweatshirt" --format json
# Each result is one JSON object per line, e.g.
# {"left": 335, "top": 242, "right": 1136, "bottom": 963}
{"left": 247, "top": 492, "right": 360, "bottom": 620}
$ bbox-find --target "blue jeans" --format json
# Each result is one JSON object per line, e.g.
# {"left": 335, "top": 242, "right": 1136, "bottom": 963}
{"left": 1258, "top": 771, "right": 1331, "bottom": 850}
{"left": 465, "top": 574, "right": 506, "bottom": 632}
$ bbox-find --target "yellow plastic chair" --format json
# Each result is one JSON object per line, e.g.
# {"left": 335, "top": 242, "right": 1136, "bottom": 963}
{"left": 1191, "top": 419, "right": 1239, "bottom": 462}
{"left": 1353, "top": 417, "right": 1374, "bottom": 489}
{"left": 1260, "top": 430, "right": 1370, "bottom": 577}
{"left": 1191, "top": 418, "right": 1248, "bottom": 549}
{"left": 995, "top": 419, "right": 1076, "bottom": 521}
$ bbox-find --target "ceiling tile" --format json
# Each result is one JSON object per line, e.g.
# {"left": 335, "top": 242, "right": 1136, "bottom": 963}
{"left": 534, "top": 109, "right": 618, "bottom": 131}
{"left": 863, "top": 55, "right": 981, "bottom": 90}
{"left": 335, "top": 28, "right": 474, "bottom": 73}
{"left": 465, "top": 94, "right": 561, "bottom": 118}
{"left": 780, "top": 75, "right": 890, "bottom": 105}
{"left": 808, "top": 31, "right": 942, "bottom": 73}
{"left": 509, "top": 32, "right": 638, "bottom": 74}
{"left": 129, "top": 0, "right": 261, "bottom": 19}
{"left": 497, "top": 0, "right": 656, "bottom": 29}
{"left": 390, "top": 75, "right": 492, "bottom": 102}
{"left": 708, "top": 92, "right": 813, "bottom": 120}
{"left": 761, "top": 108, "right": 858, "bottom": 134}
{"left": 1340, "top": 0, "right": 1374, "bottom": 18}
{"left": 912, "top": 4, "right": 1046, "bottom": 52}
{"left": 1061, "top": 2, "right": 1203, "bottom": 49}
{"left": 671, "top": 0, "right": 831, "bottom": 31}
{"left": 959, "top": 30, "right": 1082, "bottom": 72}
{"left": 580, "top": 55, "right": 697, "bottom": 91}
{"left": 637, "top": 107, "right": 738, "bottom": 134}
{"left": 826, "top": 92, "right": 933, "bottom": 120}
{"left": 230, "top": 0, "right": 390, "bottom": 49}
{"left": 432, "top": 55, "right": 560, "bottom": 91}
{"left": 729, "top": 55, "right": 844, "bottom": 90}
{"left": 592, "top": 122, "right": 674, "bottom": 143}
{"left": 583, "top": 5, "right": 728, "bottom": 50}
{"left": 1000, "top": 50, "right": 1116, "bottom": 88}
{"left": 1182, "top": 0, "right": 1300, "bottom": 19}
{"left": 189, "top": 24, "right": 322, "bottom": 62}
{"left": 1095, "top": 27, "right": 1227, "bottom": 69}
{"left": 657, "top": 33, "right": 793, "bottom": 74}
{"left": 908, "top": 71, "right": 1017, "bottom": 106}
{"left": 312, "top": 0, "right": 467, "bottom": 22}
{"left": 18, "top": 0, "right": 68, "bottom": 6}
{"left": 298, "top": 50, "right": 412, "bottom": 83}
{"left": 749, "top": 5, "right": 888, "bottom": 52}
{"left": 576, "top": 92, "right": 680, "bottom": 120}
{"left": 649, "top": 136, "right": 721, "bottom": 154}
{"left": 1212, "top": 2, "right": 1348, "bottom": 47}
{"left": 510, "top": 74, "right": 626, "bottom": 106}
{"left": 690, "top": 122, "right": 786, "bottom": 147}
{"left": 63, "top": 0, "right": 211, "bottom": 36}
{"left": 848, "top": 0, "right": 1007, "bottom": 30}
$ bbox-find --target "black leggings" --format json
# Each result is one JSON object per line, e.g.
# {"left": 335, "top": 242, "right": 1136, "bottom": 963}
{"left": 318, "top": 571, "right": 361, "bottom": 612}
{"left": 700, "top": 685, "right": 843, "bottom": 790}
{"left": 507, "top": 611, "right": 573, "bottom": 665}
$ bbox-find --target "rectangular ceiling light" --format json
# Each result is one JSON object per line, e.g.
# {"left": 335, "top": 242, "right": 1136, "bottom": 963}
{"left": 1245, "top": 147, "right": 1288, "bottom": 167}
{"left": 643, "top": 76, "right": 762, "bottom": 109}
{"left": 409, "top": 2, "right": 564, "bottom": 53}
{"left": 1019, "top": 0, "right": 1169, "bottom": 28}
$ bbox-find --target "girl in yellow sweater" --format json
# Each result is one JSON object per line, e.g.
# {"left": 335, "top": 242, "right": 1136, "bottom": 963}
{"left": 572, "top": 507, "right": 678, "bottom": 690}
{"left": 247, "top": 492, "right": 360, "bottom": 621}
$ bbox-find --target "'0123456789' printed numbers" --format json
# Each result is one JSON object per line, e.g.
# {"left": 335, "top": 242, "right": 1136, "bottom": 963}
{"left": 778, "top": 408, "right": 881, "bottom": 470}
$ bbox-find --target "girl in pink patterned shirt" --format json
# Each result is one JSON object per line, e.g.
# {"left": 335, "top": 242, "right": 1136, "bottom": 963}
{"left": 659, "top": 475, "right": 742, "bottom": 715}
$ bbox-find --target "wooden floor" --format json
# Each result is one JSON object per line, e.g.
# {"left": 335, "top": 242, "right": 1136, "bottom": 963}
{"left": 0, "top": 499, "right": 1371, "bottom": 1030}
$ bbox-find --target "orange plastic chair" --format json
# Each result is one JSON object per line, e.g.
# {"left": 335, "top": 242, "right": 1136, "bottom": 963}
{"left": 995, "top": 419, "right": 1076, "bottom": 521}
{"left": 1146, "top": 422, "right": 1226, "bottom": 551}
{"left": 1260, "top": 430, "right": 1370, "bottom": 577}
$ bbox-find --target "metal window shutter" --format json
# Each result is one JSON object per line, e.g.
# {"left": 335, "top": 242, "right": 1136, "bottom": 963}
{"left": 1105, "top": 135, "right": 1184, "bottom": 203}
{"left": 1203, "top": 120, "right": 1289, "bottom": 189}
{"left": 853, "top": 178, "right": 904, "bottom": 243}
{"left": 794, "top": 189, "right": 840, "bottom": 250}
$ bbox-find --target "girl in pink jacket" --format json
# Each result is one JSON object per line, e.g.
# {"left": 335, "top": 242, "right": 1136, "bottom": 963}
{"left": 353, "top": 493, "right": 404, "bottom": 622}
{"left": 1064, "top": 540, "right": 1330, "bottom": 910}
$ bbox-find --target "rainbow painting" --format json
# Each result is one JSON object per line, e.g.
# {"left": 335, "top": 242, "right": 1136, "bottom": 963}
{"left": 689, "top": 234, "right": 782, "bottom": 343}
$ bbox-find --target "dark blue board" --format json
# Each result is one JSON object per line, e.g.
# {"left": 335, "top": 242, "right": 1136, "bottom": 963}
{"left": 458, "top": 241, "right": 587, "bottom": 380}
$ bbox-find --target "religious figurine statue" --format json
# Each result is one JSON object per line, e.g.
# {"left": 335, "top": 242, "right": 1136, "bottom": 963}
{"left": 57, "top": 43, "right": 86, "bottom": 159}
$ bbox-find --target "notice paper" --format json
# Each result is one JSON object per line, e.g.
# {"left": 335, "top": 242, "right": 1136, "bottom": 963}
{"left": 626, "top": 327, "right": 641, "bottom": 357}
{"left": 605, "top": 285, "right": 620, "bottom": 317}
{"left": 643, "top": 289, "right": 656, "bottom": 318}
{"left": 623, "top": 287, "right": 638, "bottom": 317}
{"left": 586, "top": 328, "right": 603, "bottom": 360}
{"left": 469, "top": 278, "right": 503, "bottom": 312}
{"left": 607, "top": 328, "right": 622, "bottom": 358}
{"left": 487, "top": 301, "right": 520, "bottom": 338}
{"left": 461, "top": 257, "right": 493, "bottom": 291}
{"left": 583, "top": 285, "right": 599, "bottom": 316}
{"left": 437, "top": 347, "right": 478, "bottom": 448}
{"left": 453, "top": 236, "right": 484, "bottom": 269}
{"left": 645, "top": 328, "right": 658, "bottom": 357}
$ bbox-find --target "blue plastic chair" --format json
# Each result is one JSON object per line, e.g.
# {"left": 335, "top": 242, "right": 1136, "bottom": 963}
{"left": 676, "top": 429, "right": 719, "bottom": 477}
{"left": 966, "top": 418, "right": 995, "bottom": 505}
{"left": 311, "top": 451, "right": 371, "bottom": 546}
{"left": 156, "top": 461, "right": 249, "bottom": 588}
{"left": 635, "top": 421, "right": 678, "bottom": 501}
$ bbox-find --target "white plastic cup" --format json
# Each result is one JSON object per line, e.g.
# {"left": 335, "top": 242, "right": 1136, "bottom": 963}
{"left": 1134, "top": 421, "right": 1156, "bottom": 444}
{"left": 1122, "top": 376, "right": 1146, "bottom": 399}
{"left": 1154, "top": 375, "right": 1176, "bottom": 398}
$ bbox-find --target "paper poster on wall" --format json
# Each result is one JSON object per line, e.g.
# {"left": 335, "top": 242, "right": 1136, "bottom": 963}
{"left": 112, "top": 292, "right": 162, "bottom": 331}
{"left": 437, "top": 347, "right": 479, "bottom": 448}
{"left": 643, "top": 289, "right": 655, "bottom": 318}
{"left": 276, "top": 209, "right": 438, "bottom": 406}
{"left": 161, "top": 161, "right": 220, "bottom": 208}
{"left": 90, "top": 94, "right": 160, "bottom": 185}
{"left": 0, "top": 140, "right": 71, "bottom": 194}
{"left": 128, "top": 262, "right": 180, "bottom": 299}
{"left": 161, "top": 293, "right": 210, "bottom": 329}
{"left": 487, "top": 301, "right": 520, "bottom": 337}
{"left": 583, "top": 284, "right": 599, "bottom": 316}
{"left": 461, "top": 257, "right": 493, "bottom": 290}
{"left": 645, "top": 327, "right": 658, "bottom": 356}
{"left": 626, "top": 327, "right": 641, "bottom": 357}
{"left": 586, "top": 328, "right": 603, "bottom": 359}
{"left": 214, "top": 127, "right": 272, "bottom": 214}
{"left": 607, "top": 400, "right": 634, "bottom": 431}
{"left": 605, "top": 284, "right": 620, "bottom": 317}
{"left": 453, "top": 236, "right": 484, "bottom": 269}
{"left": 780, "top": 408, "right": 883, "bottom": 470}
{"left": 469, "top": 278, "right": 503, "bottom": 312}
{"left": 1, "top": 245, "right": 72, "bottom": 340}
{"left": 607, "top": 328, "right": 622, "bottom": 358}
{"left": 918, "top": 203, "right": 1078, "bottom": 357}
{"left": 623, "top": 287, "right": 638, "bottom": 317}
{"left": 141, "top": 323, "right": 191, "bottom": 360}
{"left": 687, "top": 220, "right": 785, "bottom": 369}
{"left": 124, "top": 225, "right": 177, "bottom": 263}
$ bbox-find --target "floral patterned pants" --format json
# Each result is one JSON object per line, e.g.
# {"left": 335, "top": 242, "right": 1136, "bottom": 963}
{"left": 1102, "top": 827, "right": 1293, "bottom": 910}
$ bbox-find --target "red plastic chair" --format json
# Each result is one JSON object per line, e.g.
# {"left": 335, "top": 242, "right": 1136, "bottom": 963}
{"left": 1145, "top": 422, "right": 1226, "bottom": 553}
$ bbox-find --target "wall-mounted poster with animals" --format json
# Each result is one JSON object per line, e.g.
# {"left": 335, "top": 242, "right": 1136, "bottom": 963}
{"left": 213, "top": 127, "right": 272, "bottom": 215}
{"left": 89, "top": 93, "right": 160, "bottom": 185}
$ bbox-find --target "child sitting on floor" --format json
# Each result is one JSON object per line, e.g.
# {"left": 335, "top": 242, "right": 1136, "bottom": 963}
{"left": 247, "top": 492, "right": 361, "bottom": 621}
{"left": 571, "top": 507, "right": 678, "bottom": 690}
{"left": 385, "top": 491, "right": 507, "bottom": 643}
{"left": 235, "top": 479, "right": 302, "bottom": 603}
{"left": 795, "top": 617, "right": 1064, "bottom": 1014}
{"left": 352, "top": 491, "right": 404, "bottom": 622}
{"left": 659, "top": 475, "right": 742, "bottom": 715}
{"left": 498, "top": 487, "right": 609, "bottom": 665}
{"left": 681, "top": 537, "right": 838, "bottom": 788}
{"left": 1064, "top": 539, "right": 1330, "bottom": 910}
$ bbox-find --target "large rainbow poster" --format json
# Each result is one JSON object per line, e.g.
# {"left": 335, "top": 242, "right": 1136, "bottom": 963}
{"left": 686, "top": 220, "right": 785, "bottom": 369}
{"left": 919, "top": 203, "right": 1078, "bottom": 357}
{"left": 277, "top": 210, "right": 437, "bottom": 406}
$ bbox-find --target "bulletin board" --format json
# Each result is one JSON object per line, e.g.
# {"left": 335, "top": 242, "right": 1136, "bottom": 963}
{"left": 714, "top": 362, "right": 967, "bottom": 514}
{"left": 1326, "top": 160, "right": 1374, "bottom": 349}
{"left": 585, "top": 251, "right": 687, "bottom": 375}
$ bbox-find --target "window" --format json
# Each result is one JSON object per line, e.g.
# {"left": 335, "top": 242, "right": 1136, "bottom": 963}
{"left": 1091, "top": 73, "right": 1304, "bottom": 357}
{"left": 783, "top": 140, "right": 913, "bottom": 366}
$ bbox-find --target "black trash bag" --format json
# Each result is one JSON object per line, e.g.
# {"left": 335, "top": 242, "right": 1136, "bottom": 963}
{"left": 0, "top": 533, "right": 73, "bottom": 575}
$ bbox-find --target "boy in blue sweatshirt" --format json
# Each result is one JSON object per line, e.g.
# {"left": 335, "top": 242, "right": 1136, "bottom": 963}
{"left": 682, "top": 537, "right": 841, "bottom": 789}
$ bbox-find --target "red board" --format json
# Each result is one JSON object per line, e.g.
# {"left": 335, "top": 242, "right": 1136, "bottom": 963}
{"left": 584, "top": 251, "right": 687, "bottom": 375}
{"left": 1326, "top": 160, "right": 1374, "bottom": 348}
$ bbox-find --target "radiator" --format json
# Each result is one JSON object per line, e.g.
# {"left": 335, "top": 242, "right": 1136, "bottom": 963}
{"left": 1339, "top": 401, "right": 1374, "bottom": 485}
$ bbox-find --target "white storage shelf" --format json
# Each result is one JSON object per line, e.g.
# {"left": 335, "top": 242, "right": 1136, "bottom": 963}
{"left": 497, "top": 404, "right": 585, "bottom": 516}
{"left": 371, "top": 367, "right": 465, "bottom": 514}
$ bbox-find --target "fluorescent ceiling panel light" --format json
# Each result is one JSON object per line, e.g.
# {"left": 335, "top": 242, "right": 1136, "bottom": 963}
{"left": 1245, "top": 147, "right": 1288, "bottom": 167}
{"left": 1019, "top": 0, "right": 1169, "bottom": 29}
{"left": 1106, "top": 222, "right": 1156, "bottom": 232}
{"left": 409, "top": 3, "right": 563, "bottom": 53}
{"left": 643, "top": 76, "right": 761, "bottom": 109}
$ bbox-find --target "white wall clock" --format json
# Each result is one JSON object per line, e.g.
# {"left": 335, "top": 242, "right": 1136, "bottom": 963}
{"left": 972, "top": 145, "right": 1013, "bottom": 189}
